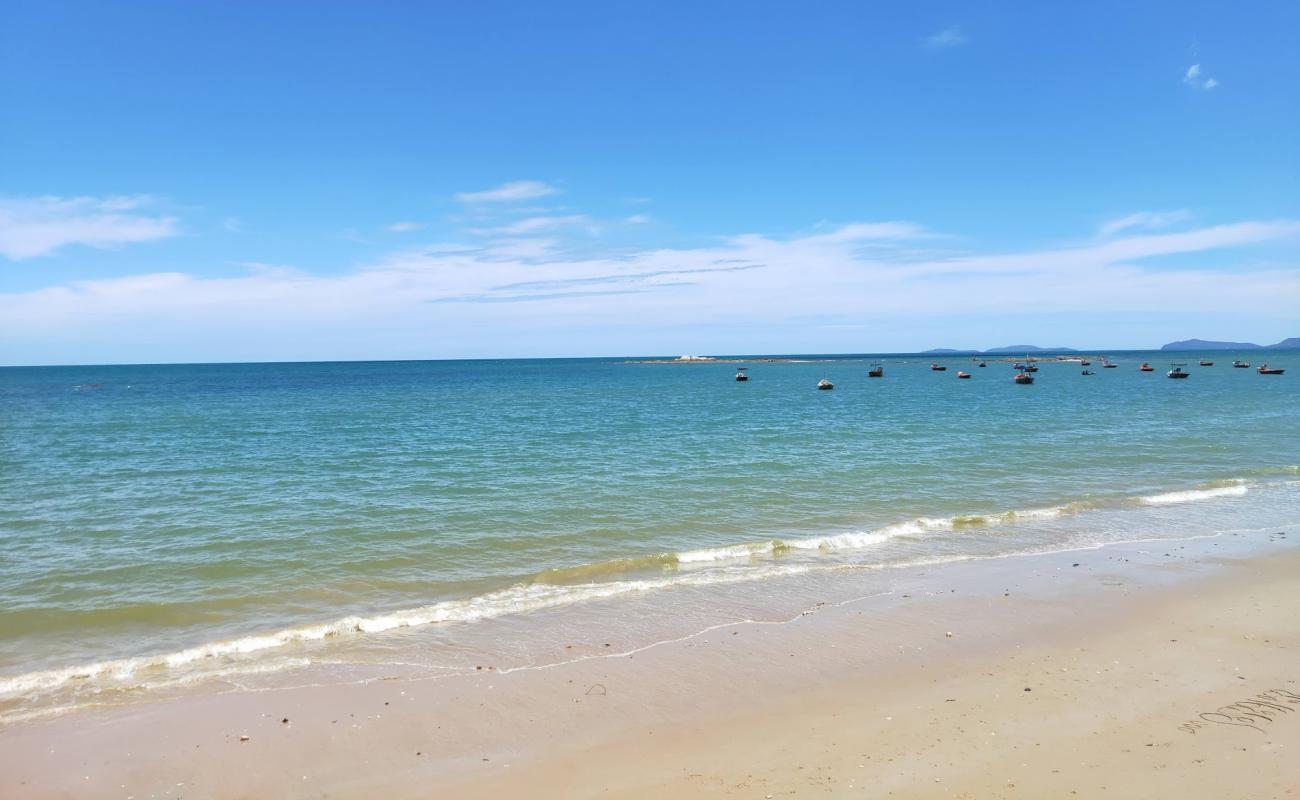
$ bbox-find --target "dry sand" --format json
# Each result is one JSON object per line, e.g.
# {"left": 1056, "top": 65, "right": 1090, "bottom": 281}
{"left": 2, "top": 532, "right": 1297, "bottom": 799}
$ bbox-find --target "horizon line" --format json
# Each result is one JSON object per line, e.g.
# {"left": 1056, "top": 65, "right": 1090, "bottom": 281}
{"left": 6, "top": 344, "right": 1298, "bottom": 370}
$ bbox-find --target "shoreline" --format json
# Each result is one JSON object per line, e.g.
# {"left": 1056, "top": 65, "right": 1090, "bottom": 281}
{"left": 3, "top": 474, "right": 1291, "bottom": 727}
{"left": 2, "top": 530, "right": 1296, "bottom": 798}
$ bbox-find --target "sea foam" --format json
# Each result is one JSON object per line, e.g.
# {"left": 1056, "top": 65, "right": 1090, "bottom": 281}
{"left": 1141, "top": 483, "right": 1249, "bottom": 505}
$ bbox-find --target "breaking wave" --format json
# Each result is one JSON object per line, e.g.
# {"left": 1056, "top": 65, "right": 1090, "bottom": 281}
{"left": 0, "top": 475, "right": 1276, "bottom": 709}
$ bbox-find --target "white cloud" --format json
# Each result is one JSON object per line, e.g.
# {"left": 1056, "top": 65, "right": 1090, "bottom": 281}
{"left": 3, "top": 217, "right": 1296, "bottom": 364}
{"left": 1097, "top": 210, "right": 1191, "bottom": 238}
{"left": 0, "top": 195, "right": 178, "bottom": 260}
{"left": 385, "top": 221, "right": 425, "bottom": 232}
{"left": 924, "top": 26, "right": 968, "bottom": 49}
{"left": 455, "top": 181, "right": 559, "bottom": 203}
{"left": 625, "top": 214, "right": 651, "bottom": 224}
{"left": 489, "top": 215, "right": 592, "bottom": 236}
{"left": 1183, "top": 64, "right": 1219, "bottom": 90}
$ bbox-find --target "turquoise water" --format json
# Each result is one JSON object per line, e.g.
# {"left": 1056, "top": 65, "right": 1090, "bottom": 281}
{"left": 1, "top": 351, "right": 1297, "bottom": 719}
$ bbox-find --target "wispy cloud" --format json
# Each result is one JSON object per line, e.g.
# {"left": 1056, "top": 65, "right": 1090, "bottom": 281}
{"left": 3, "top": 217, "right": 1296, "bottom": 362}
{"left": 1183, "top": 64, "right": 1219, "bottom": 90}
{"left": 1097, "top": 210, "right": 1191, "bottom": 238}
{"left": 489, "top": 264, "right": 762, "bottom": 294}
{"left": 486, "top": 214, "right": 593, "bottom": 236}
{"left": 385, "top": 221, "right": 425, "bottom": 232}
{"left": 455, "top": 180, "right": 559, "bottom": 203}
{"left": 923, "top": 26, "right": 968, "bottom": 49}
{"left": 0, "top": 195, "right": 178, "bottom": 260}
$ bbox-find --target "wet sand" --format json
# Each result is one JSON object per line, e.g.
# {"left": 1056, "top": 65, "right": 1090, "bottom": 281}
{"left": 2, "top": 532, "right": 1296, "bottom": 799}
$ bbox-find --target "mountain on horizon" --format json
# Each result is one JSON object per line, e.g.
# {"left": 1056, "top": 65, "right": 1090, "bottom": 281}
{"left": 983, "top": 345, "right": 1079, "bottom": 354}
{"left": 1160, "top": 337, "right": 1299, "bottom": 351}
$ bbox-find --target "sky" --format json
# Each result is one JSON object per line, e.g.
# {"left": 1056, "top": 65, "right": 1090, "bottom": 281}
{"left": 1, "top": 1, "right": 1298, "bottom": 365}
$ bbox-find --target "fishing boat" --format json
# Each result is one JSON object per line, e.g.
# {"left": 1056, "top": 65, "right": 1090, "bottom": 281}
{"left": 1257, "top": 364, "right": 1285, "bottom": 375}
{"left": 1013, "top": 367, "right": 1034, "bottom": 384}
{"left": 817, "top": 378, "right": 834, "bottom": 390}
{"left": 1199, "top": 360, "right": 1213, "bottom": 366}
{"left": 1167, "top": 364, "right": 1190, "bottom": 379}
{"left": 978, "top": 361, "right": 987, "bottom": 368}
{"left": 1081, "top": 369, "right": 1094, "bottom": 375}
{"left": 1102, "top": 359, "right": 1117, "bottom": 368}
{"left": 735, "top": 368, "right": 749, "bottom": 382}
{"left": 868, "top": 363, "right": 884, "bottom": 377}
{"left": 1080, "top": 360, "right": 1091, "bottom": 366}
{"left": 1232, "top": 360, "right": 1250, "bottom": 368}
{"left": 930, "top": 363, "right": 947, "bottom": 371}
{"left": 956, "top": 371, "right": 971, "bottom": 379}
{"left": 1139, "top": 363, "right": 1154, "bottom": 372}
{"left": 1024, "top": 364, "right": 1039, "bottom": 373}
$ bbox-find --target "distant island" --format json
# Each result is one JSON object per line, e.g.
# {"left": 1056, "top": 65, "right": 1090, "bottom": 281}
{"left": 921, "top": 345, "right": 1079, "bottom": 355}
{"left": 1160, "top": 337, "right": 1300, "bottom": 351}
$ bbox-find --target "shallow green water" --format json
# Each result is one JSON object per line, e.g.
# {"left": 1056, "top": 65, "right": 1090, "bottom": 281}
{"left": 1, "top": 351, "right": 1297, "bottom": 716}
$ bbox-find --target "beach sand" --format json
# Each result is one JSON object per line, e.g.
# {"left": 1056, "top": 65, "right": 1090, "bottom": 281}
{"left": 2, "top": 533, "right": 1296, "bottom": 799}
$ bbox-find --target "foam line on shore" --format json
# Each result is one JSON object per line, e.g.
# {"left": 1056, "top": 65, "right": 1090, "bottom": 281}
{"left": 0, "top": 475, "right": 1275, "bottom": 709}
{"left": 1141, "top": 481, "right": 1249, "bottom": 505}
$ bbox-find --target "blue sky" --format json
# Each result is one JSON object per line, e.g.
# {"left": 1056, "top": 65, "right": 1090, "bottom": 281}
{"left": 2, "top": 1, "right": 1298, "bottom": 364}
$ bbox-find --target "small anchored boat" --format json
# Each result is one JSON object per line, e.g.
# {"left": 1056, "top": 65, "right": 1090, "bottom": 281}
{"left": 1232, "top": 360, "right": 1250, "bottom": 368}
{"left": 868, "top": 363, "right": 884, "bottom": 377}
{"left": 1167, "top": 364, "right": 1190, "bottom": 379}
{"left": 1102, "top": 359, "right": 1117, "bottom": 368}
{"left": 817, "top": 378, "right": 834, "bottom": 390}
{"left": 978, "top": 361, "right": 987, "bottom": 368}
{"left": 1257, "top": 364, "right": 1285, "bottom": 375}
{"left": 1139, "top": 363, "right": 1154, "bottom": 372}
{"left": 930, "top": 363, "right": 947, "bottom": 371}
{"left": 1199, "top": 360, "right": 1213, "bottom": 366}
{"left": 1081, "top": 369, "right": 1094, "bottom": 375}
{"left": 1013, "top": 366, "right": 1034, "bottom": 384}
{"left": 1080, "top": 360, "right": 1091, "bottom": 366}
{"left": 956, "top": 371, "right": 971, "bottom": 379}
{"left": 734, "top": 368, "right": 749, "bottom": 382}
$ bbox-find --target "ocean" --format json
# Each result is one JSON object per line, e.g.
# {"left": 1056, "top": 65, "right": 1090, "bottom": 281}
{"left": 1, "top": 351, "right": 1297, "bottom": 722}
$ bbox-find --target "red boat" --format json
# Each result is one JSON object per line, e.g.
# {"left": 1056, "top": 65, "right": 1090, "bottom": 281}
{"left": 930, "top": 363, "right": 947, "bottom": 371}
{"left": 1258, "top": 365, "right": 1285, "bottom": 375}
{"left": 1013, "top": 372, "right": 1034, "bottom": 384}
{"left": 868, "top": 365, "right": 883, "bottom": 377}
{"left": 1139, "top": 363, "right": 1154, "bottom": 372}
